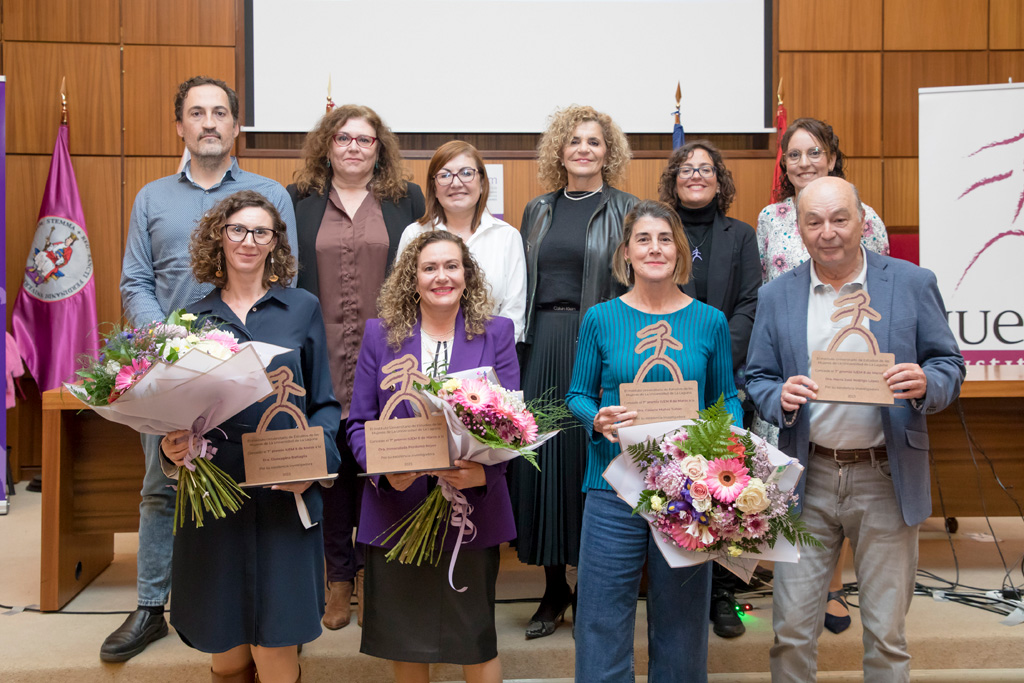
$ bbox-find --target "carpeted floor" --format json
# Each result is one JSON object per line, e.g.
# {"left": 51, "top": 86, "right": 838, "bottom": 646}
{"left": 2, "top": 480, "right": 1023, "bottom": 682}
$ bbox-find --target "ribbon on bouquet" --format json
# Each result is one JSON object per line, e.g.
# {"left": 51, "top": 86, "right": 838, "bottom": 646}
{"left": 439, "top": 479, "right": 477, "bottom": 592}
{"left": 183, "top": 414, "right": 222, "bottom": 472}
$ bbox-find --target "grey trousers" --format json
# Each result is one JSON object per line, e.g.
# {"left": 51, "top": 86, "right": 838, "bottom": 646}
{"left": 770, "top": 453, "right": 918, "bottom": 683}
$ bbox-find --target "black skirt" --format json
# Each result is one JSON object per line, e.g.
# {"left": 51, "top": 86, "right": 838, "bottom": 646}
{"left": 508, "top": 309, "right": 587, "bottom": 567}
{"left": 360, "top": 545, "right": 500, "bottom": 665}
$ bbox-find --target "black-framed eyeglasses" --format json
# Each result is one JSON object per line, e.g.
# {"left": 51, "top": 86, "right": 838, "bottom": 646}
{"left": 434, "top": 167, "right": 479, "bottom": 186}
{"left": 785, "top": 147, "right": 824, "bottom": 163}
{"left": 222, "top": 224, "right": 278, "bottom": 245}
{"left": 332, "top": 132, "right": 378, "bottom": 148}
{"left": 678, "top": 165, "right": 716, "bottom": 179}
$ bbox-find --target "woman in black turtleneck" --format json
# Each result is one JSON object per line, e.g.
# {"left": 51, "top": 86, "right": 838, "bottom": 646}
{"left": 657, "top": 140, "right": 762, "bottom": 639}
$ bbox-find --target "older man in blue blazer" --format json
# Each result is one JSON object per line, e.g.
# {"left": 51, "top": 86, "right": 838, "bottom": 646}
{"left": 746, "top": 177, "right": 964, "bottom": 683}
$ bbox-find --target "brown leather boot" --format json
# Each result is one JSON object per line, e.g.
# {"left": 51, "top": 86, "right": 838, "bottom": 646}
{"left": 322, "top": 580, "right": 353, "bottom": 630}
{"left": 211, "top": 662, "right": 256, "bottom": 683}
{"left": 354, "top": 568, "right": 365, "bottom": 627}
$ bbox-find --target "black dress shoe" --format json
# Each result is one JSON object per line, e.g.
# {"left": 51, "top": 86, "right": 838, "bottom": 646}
{"left": 710, "top": 590, "right": 745, "bottom": 638}
{"left": 525, "top": 592, "right": 573, "bottom": 640}
{"left": 100, "top": 609, "right": 169, "bottom": 662}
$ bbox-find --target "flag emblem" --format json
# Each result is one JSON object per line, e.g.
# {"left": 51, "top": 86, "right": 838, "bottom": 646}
{"left": 23, "top": 215, "right": 94, "bottom": 300}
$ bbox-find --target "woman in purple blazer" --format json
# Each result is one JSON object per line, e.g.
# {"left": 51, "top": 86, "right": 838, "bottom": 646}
{"left": 347, "top": 230, "right": 518, "bottom": 683}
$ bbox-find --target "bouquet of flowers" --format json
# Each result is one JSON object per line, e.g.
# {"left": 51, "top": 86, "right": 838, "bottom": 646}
{"left": 67, "top": 310, "right": 288, "bottom": 530}
{"left": 606, "top": 398, "right": 821, "bottom": 579}
{"left": 379, "top": 368, "right": 571, "bottom": 578}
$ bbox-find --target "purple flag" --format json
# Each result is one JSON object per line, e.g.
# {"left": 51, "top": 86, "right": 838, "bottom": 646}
{"left": 12, "top": 124, "right": 98, "bottom": 392}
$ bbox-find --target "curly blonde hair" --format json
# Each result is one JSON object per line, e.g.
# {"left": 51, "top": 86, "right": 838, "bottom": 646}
{"left": 190, "top": 190, "right": 296, "bottom": 288}
{"left": 377, "top": 231, "right": 494, "bottom": 350}
{"left": 536, "top": 105, "right": 631, "bottom": 192}
{"left": 292, "top": 104, "right": 409, "bottom": 202}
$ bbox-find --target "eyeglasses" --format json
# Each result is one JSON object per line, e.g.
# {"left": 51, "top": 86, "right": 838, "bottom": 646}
{"left": 332, "top": 132, "right": 378, "bottom": 148}
{"left": 678, "top": 165, "right": 716, "bottom": 179}
{"left": 785, "top": 147, "right": 825, "bottom": 163}
{"left": 222, "top": 224, "right": 277, "bottom": 245}
{"left": 434, "top": 167, "right": 479, "bottom": 186}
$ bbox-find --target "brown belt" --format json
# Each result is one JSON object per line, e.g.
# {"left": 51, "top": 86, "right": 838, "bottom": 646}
{"left": 812, "top": 443, "right": 887, "bottom": 465}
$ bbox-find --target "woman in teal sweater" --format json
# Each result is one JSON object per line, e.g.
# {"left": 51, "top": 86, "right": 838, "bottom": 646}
{"left": 567, "top": 199, "right": 742, "bottom": 683}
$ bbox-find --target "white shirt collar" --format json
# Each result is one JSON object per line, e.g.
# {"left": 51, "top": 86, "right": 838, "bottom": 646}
{"left": 809, "top": 246, "right": 868, "bottom": 293}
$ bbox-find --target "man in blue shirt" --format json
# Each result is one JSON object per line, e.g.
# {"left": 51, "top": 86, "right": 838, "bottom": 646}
{"left": 101, "top": 75, "right": 297, "bottom": 663}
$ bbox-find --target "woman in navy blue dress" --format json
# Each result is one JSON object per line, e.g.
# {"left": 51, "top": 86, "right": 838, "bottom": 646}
{"left": 161, "top": 190, "right": 341, "bottom": 683}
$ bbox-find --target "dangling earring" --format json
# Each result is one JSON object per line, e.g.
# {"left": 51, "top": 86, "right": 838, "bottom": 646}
{"left": 626, "top": 259, "right": 632, "bottom": 282}
{"left": 215, "top": 253, "right": 224, "bottom": 279}
{"left": 326, "top": 158, "right": 332, "bottom": 168}
{"left": 413, "top": 291, "right": 421, "bottom": 304}
{"left": 268, "top": 254, "right": 279, "bottom": 283}
{"left": 461, "top": 289, "right": 469, "bottom": 301}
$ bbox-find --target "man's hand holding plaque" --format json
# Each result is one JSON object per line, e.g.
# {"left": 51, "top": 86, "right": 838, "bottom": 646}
{"left": 809, "top": 291, "right": 896, "bottom": 406}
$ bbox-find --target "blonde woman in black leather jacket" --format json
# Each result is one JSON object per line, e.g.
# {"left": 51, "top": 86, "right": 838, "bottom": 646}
{"left": 509, "top": 104, "right": 638, "bottom": 640}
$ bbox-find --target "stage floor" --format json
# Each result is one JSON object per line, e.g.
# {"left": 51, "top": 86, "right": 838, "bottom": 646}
{"left": 2, "top": 481, "right": 1023, "bottom": 682}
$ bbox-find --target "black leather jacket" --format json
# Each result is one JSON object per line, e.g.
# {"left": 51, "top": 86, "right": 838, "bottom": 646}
{"left": 520, "top": 186, "right": 639, "bottom": 344}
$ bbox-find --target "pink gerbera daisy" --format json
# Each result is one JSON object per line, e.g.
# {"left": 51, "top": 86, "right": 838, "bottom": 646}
{"left": 452, "top": 378, "right": 495, "bottom": 414}
{"left": 705, "top": 457, "right": 751, "bottom": 503}
{"left": 111, "top": 358, "right": 151, "bottom": 400}
{"left": 513, "top": 410, "right": 538, "bottom": 444}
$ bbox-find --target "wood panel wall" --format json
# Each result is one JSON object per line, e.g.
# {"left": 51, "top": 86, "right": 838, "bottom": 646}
{"left": 3, "top": 0, "right": 1024, "bottom": 477}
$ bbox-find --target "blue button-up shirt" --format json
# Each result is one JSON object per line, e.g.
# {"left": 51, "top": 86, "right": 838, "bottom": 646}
{"left": 120, "top": 158, "right": 298, "bottom": 325}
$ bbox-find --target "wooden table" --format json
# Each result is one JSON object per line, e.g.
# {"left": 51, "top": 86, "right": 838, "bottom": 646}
{"left": 928, "top": 365, "right": 1024, "bottom": 522}
{"left": 39, "top": 367, "right": 1024, "bottom": 610}
{"left": 40, "top": 387, "right": 145, "bottom": 611}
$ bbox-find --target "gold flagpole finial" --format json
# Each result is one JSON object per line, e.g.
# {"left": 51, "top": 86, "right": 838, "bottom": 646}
{"left": 326, "top": 74, "right": 335, "bottom": 113}
{"left": 674, "top": 81, "right": 681, "bottom": 125}
{"left": 60, "top": 76, "right": 68, "bottom": 125}
{"left": 777, "top": 76, "right": 784, "bottom": 106}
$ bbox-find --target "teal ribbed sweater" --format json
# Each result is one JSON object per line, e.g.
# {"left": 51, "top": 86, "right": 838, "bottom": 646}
{"left": 566, "top": 297, "right": 743, "bottom": 492}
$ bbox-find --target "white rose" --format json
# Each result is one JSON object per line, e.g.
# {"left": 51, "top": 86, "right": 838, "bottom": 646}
{"left": 104, "top": 360, "right": 122, "bottom": 375}
{"left": 692, "top": 496, "right": 712, "bottom": 513}
{"left": 681, "top": 455, "right": 708, "bottom": 481}
{"left": 191, "top": 339, "right": 233, "bottom": 361}
{"left": 734, "top": 478, "right": 770, "bottom": 514}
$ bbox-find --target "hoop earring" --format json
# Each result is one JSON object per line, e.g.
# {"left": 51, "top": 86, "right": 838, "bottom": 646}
{"left": 413, "top": 291, "right": 421, "bottom": 304}
{"left": 268, "top": 254, "right": 279, "bottom": 283}
{"left": 461, "top": 289, "right": 469, "bottom": 301}
{"left": 215, "top": 253, "right": 224, "bottom": 279}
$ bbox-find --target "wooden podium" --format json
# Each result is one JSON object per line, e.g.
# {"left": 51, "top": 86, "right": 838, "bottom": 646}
{"left": 40, "top": 387, "right": 144, "bottom": 611}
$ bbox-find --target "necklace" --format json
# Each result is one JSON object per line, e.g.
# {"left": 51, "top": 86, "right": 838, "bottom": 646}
{"left": 422, "top": 327, "right": 455, "bottom": 342}
{"left": 562, "top": 184, "right": 603, "bottom": 201}
{"left": 689, "top": 232, "right": 711, "bottom": 262}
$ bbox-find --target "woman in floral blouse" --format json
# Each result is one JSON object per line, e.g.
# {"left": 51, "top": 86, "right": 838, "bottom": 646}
{"left": 757, "top": 117, "right": 888, "bottom": 283}
{"left": 754, "top": 116, "right": 889, "bottom": 637}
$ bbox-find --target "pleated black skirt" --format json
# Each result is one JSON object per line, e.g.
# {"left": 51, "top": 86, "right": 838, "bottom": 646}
{"left": 508, "top": 309, "right": 587, "bottom": 567}
{"left": 359, "top": 545, "right": 500, "bottom": 664}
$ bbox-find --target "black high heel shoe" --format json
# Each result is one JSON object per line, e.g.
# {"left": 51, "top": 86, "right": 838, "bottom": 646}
{"left": 525, "top": 592, "right": 573, "bottom": 640}
{"left": 824, "top": 590, "right": 852, "bottom": 634}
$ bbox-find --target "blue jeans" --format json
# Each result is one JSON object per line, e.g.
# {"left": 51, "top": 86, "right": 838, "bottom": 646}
{"left": 138, "top": 433, "right": 175, "bottom": 607}
{"left": 576, "top": 489, "right": 711, "bottom": 683}
{"left": 770, "top": 454, "right": 918, "bottom": 683}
